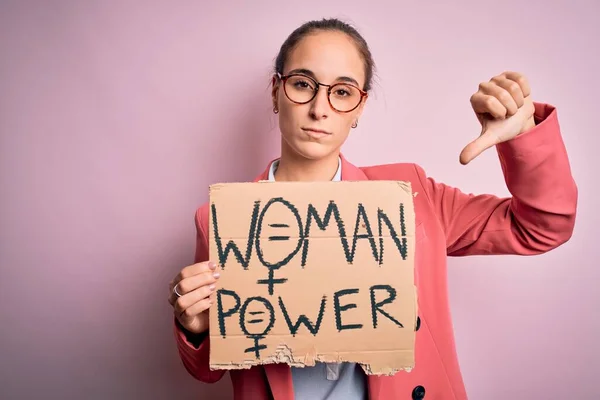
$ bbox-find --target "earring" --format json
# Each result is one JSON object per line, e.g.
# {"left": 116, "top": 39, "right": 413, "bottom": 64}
{"left": 273, "top": 106, "right": 279, "bottom": 114}
{"left": 352, "top": 120, "right": 358, "bottom": 128}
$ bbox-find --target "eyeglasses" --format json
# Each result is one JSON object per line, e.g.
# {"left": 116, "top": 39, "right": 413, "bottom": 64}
{"left": 276, "top": 72, "right": 368, "bottom": 113}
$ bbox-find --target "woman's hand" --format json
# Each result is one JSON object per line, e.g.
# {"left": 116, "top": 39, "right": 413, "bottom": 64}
{"left": 168, "top": 261, "right": 220, "bottom": 334}
{"left": 460, "top": 71, "right": 536, "bottom": 165}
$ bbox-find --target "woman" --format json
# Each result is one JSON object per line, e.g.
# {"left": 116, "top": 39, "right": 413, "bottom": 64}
{"left": 168, "top": 18, "right": 577, "bottom": 400}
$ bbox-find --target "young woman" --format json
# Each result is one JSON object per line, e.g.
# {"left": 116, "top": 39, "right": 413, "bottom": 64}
{"left": 168, "top": 18, "right": 577, "bottom": 400}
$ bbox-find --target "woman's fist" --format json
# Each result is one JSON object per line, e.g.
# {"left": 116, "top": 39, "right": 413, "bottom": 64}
{"left": 168, "top": 261, "right": 220, "bottom": 334}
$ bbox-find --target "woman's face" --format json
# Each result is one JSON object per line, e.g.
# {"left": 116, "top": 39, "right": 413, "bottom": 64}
{"left": 272, "top": 30, "right": 367, "bottom": 161}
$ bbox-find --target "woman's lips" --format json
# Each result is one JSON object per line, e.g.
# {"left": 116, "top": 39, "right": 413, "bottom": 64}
{"left": 302, "top": 128, "right": 332, "bottom": 139}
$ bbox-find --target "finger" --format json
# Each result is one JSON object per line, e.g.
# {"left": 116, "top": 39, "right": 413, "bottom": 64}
{"left": 478, "top": 82, "right": 518, "bottom": 117}
{"left": 503, "top": 71, "right": 531, "bottom": 97}
{"left": 173, "top": 283, "right": 216, "bottom": 315}
{"left": 177, "top": 297, "right": 212, "bottom": 322}
{"left": 179, "top": 270, "right": 220, "bottom": 295}
{"left": 168, "top": 270, "right": 220, "bottom": 306}
{"left": 459, "top": 131, "right": 499, "bottom": 165}
{"left": 170, "top": 261, "right": 217, "bottom": 291}
{"left": 491, "top": 76, "right": 524, "bottom": 108}
{"left": 470, "top": 91, "right": 507, "bottom": 120}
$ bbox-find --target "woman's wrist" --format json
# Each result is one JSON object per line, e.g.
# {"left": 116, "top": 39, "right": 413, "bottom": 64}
{"left": 175, "top": 319, "right": 208, "bottom": 348}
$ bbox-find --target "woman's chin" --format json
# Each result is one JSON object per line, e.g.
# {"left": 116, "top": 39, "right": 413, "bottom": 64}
{"left": 291, "top": 141, "right": 337, "bottom": 161}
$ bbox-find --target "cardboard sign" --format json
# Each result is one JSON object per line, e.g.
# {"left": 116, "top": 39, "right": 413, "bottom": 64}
{"left": 207, "top": 180, "right": 417, "bottom": 375}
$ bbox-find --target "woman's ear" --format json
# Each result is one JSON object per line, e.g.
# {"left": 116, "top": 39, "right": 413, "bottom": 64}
{"left": 271, "top": 75, "right": 279, "bottom": 108}
{"left": 354, "top": 96, "right": 368, "bottom": 120}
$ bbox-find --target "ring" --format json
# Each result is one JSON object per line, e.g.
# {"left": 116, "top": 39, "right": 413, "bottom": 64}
{"left": 173, "top": 283, "right": 183, "bottom": 298}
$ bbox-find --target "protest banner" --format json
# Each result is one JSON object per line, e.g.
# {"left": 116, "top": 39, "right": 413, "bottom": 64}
{"left": 208, "top": 180, "right": 417, "bottom": 375}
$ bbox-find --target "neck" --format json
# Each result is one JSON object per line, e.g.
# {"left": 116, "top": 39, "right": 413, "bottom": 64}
{"left": 274, "top": 143, "right": 340, "bottom": 182}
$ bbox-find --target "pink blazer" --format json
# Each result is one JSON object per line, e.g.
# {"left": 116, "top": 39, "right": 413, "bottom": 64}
{"left": 174, "top": 102, "right": 577, "bottom": 400}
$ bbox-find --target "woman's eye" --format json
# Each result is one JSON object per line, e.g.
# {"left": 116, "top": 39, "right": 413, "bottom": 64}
{"left": 294, "top": 80, "right": 311, "bottom": 88}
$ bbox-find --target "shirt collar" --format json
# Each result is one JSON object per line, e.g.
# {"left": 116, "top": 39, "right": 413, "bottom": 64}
{"left": 267, "top": 157, "right": 342, "bottom": 182}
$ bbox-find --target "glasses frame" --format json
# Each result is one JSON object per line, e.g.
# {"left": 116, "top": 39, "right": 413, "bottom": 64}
{"left": 276, "top": 72, "right": 368, "bottom": 113}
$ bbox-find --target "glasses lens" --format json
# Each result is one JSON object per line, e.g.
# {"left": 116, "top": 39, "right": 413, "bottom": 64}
{"left": 284, "top": 75, "right": 317, "bottom": 103}
{"left": 329, "top": 83, "right": 362, "bottom": 112}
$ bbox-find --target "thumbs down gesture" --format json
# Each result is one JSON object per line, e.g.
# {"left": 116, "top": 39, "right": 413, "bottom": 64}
{"left": 460, "top": 71, "right": 536, "bottom": 165}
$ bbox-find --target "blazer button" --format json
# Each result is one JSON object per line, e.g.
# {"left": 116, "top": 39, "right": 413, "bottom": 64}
{"left": 415, "top": 316, "right": 421, "bottom": 331}
{"left": 412, "top": 385, "right": 426, "bottom": 399}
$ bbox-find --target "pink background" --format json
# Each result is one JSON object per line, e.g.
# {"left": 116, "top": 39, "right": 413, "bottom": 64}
{"left": 1, "top": 1, "right": 598, "bottom": 399}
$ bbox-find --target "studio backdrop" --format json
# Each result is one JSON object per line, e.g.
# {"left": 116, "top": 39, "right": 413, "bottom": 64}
{"left": 1, "top": 1, "right": 598, "bottom": 399}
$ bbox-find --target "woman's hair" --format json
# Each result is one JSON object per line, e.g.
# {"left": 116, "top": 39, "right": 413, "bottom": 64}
{"left": 274, "top": 18, "right": 375, "bottom": 92}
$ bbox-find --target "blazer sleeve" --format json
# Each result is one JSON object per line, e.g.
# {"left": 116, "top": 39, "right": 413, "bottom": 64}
{"left": 415, "top": 102, "right": 578, "bottom": 256}
{"left": 173, "top": 206, "right": 226, "bottom": 383}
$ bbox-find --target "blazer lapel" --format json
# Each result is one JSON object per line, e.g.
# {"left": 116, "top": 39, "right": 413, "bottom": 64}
{"left": 340, "top": 153, "right": 368, "bottom": 181}
{"left": 253, "top": 160, "right": 273, "bottom": 182}
{"left": 264, "top": 363, "right": 295, "bottom": 400}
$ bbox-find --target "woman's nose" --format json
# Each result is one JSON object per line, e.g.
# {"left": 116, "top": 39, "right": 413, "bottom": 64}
{"left": 309, "top": 86, "right": 331, "bottom": 119}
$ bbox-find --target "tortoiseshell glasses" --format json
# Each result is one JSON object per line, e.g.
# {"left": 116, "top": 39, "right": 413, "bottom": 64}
{"left": 276, "top": 72, "right": 368, "bottom": 113}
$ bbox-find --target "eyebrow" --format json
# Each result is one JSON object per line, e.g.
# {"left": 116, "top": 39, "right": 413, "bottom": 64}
{"left": 286, "top": 68, "right": 361, "bottom": 87}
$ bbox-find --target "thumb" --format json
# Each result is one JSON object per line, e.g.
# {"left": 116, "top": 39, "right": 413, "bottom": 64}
{"left": 459, "top": 129, "right": 498, "bottom": 165}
